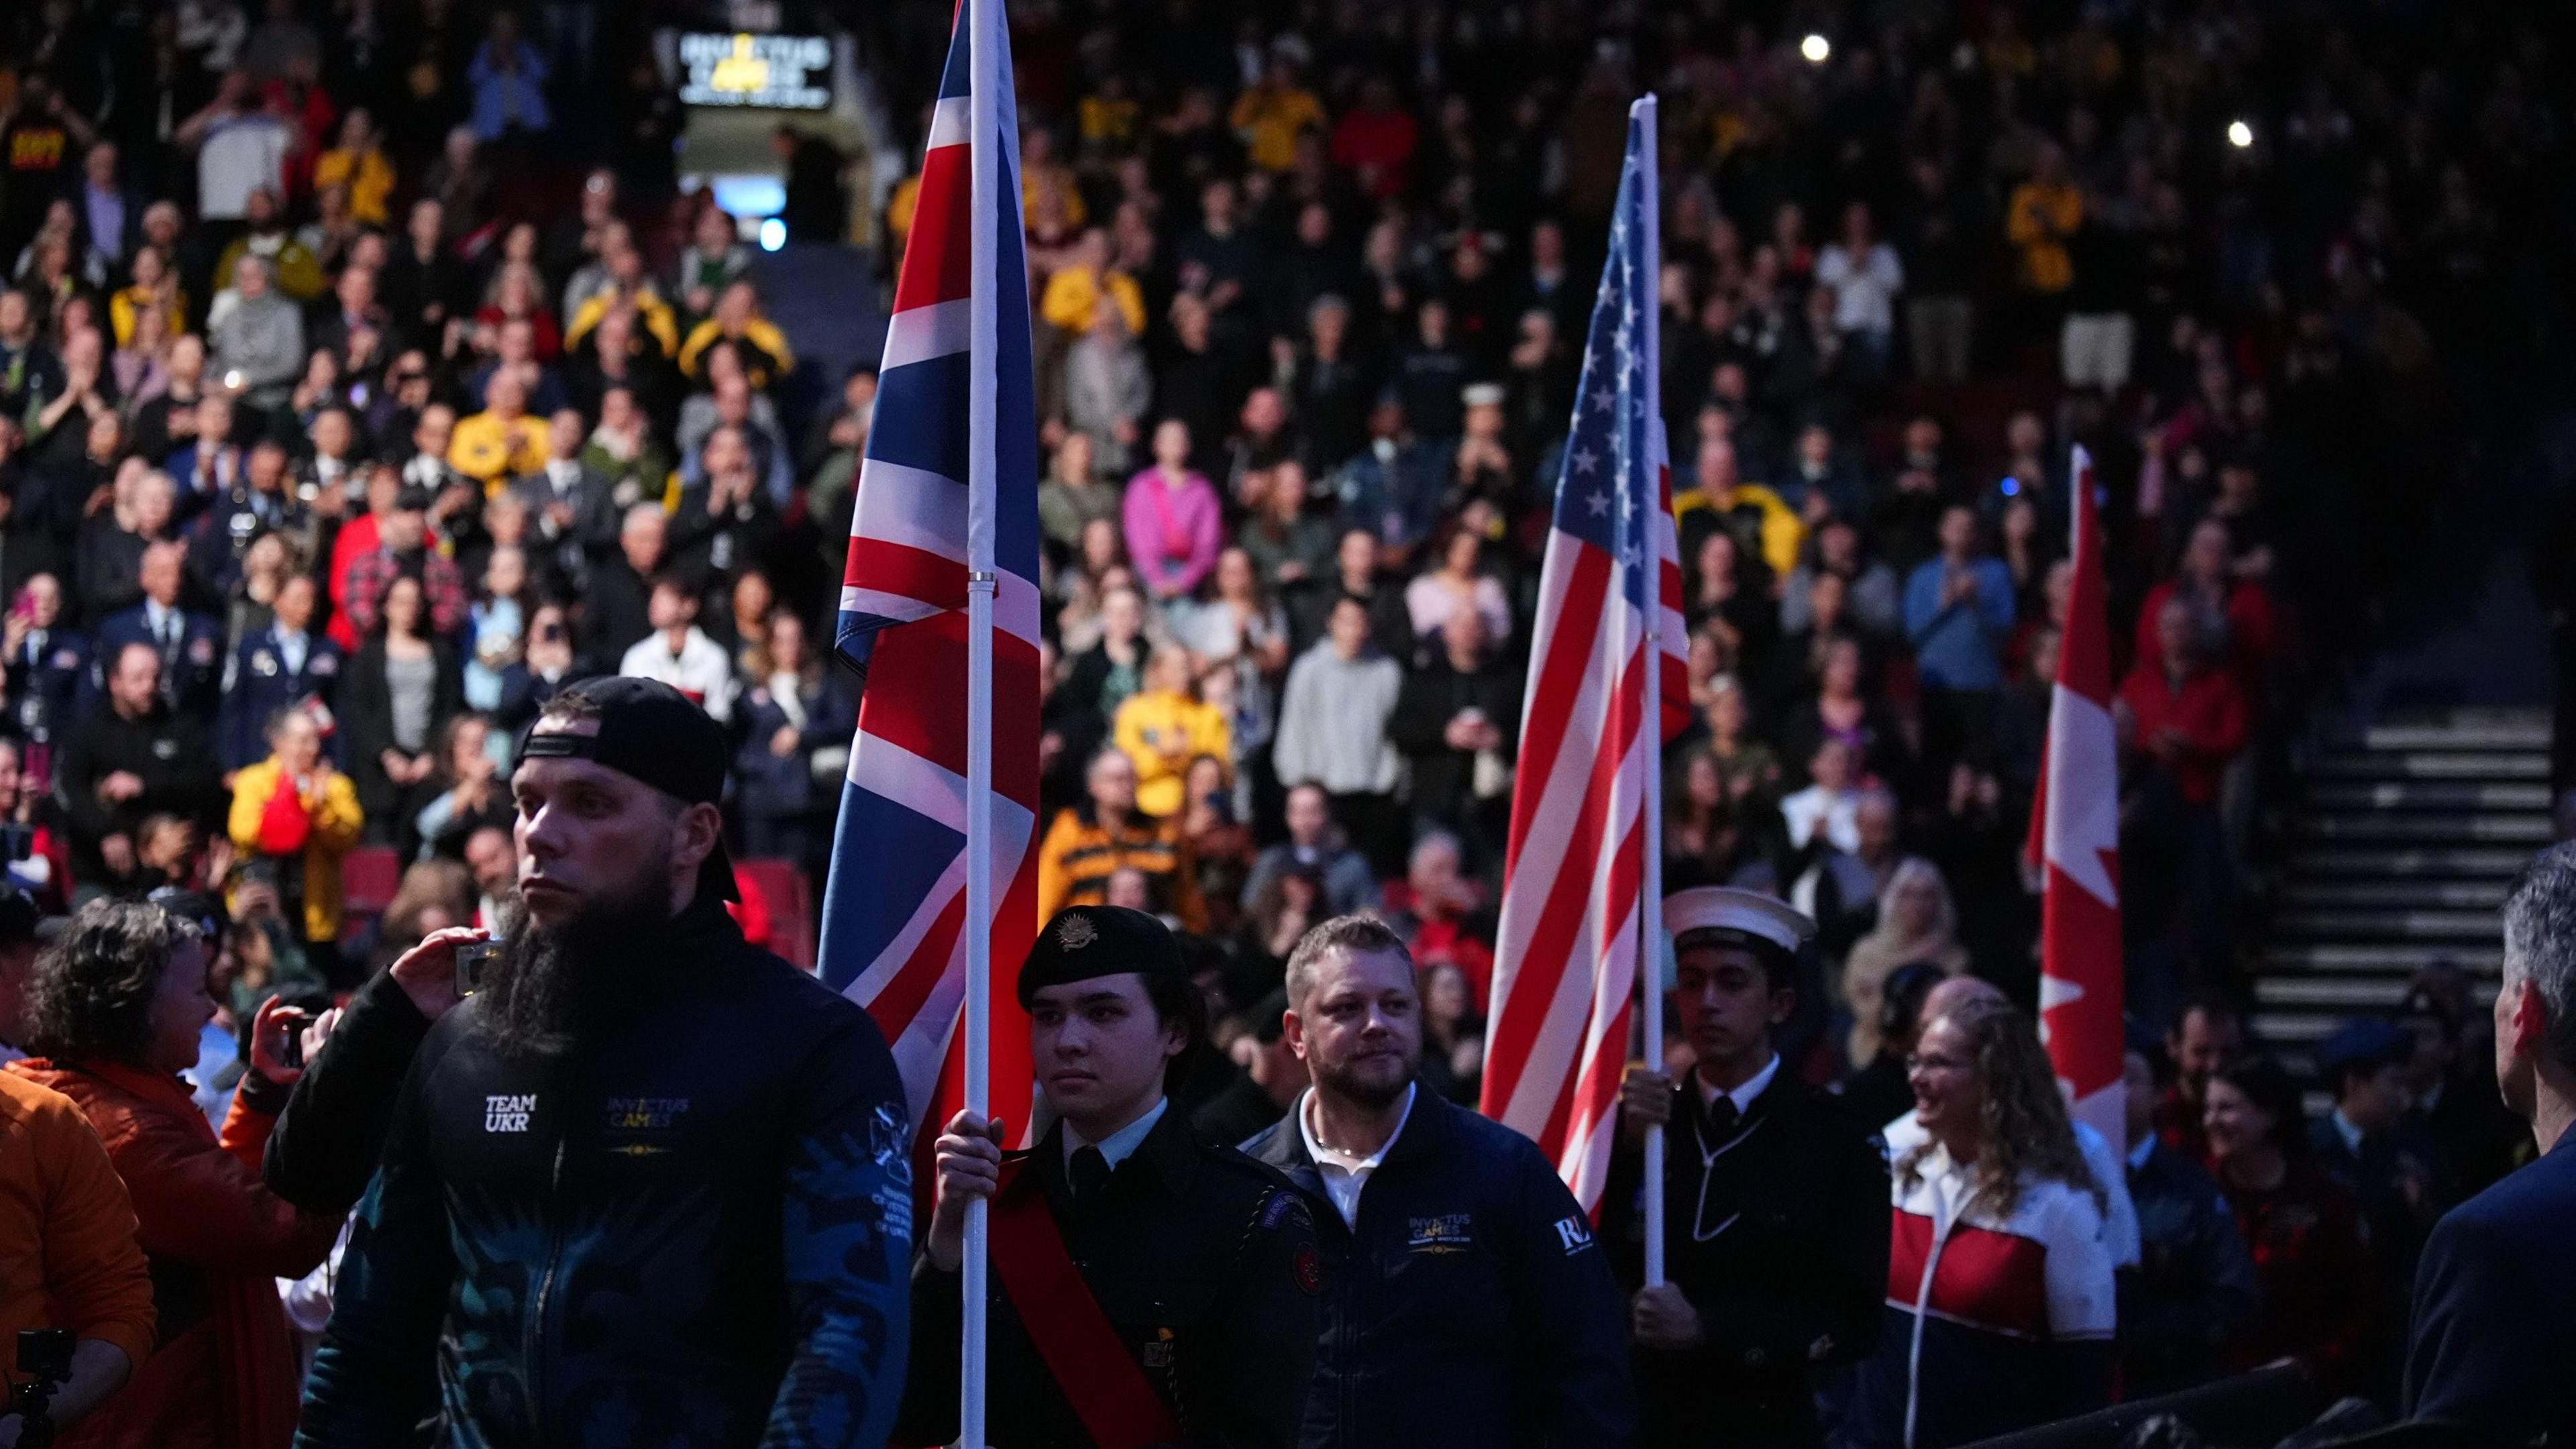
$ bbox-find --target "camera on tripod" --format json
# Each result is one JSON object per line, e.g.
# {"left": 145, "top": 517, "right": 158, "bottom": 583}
{"left": 11, "top": 1328, "right": 75, "bottom": 1448}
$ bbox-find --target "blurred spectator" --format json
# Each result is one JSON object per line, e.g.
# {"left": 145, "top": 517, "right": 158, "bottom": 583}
{"left": 343, "top": 575, "right": 460, "bottom": 857}
{"left": 2312, "top": 1018, "right": 2453, "bottom": 1336}
{"left": 2397, "top": 965, "right": 2526, "bottom": 1195}
{"left": 1840, "top": 859, "right": 1970, "bottom": 1067}
{"left": 225, "top": 706, "right": 362, "bottom": 972}
{"left": 1904, "top": 504, "right": 2016, "bottom": 763}
{"left": 1034, "top": 746, "right": 1204, "bottom": 930}
{"left": 2117, "top": 1045, "right": 2259, "bottom": 1397}
{"left": 1242, "top": 784, "right": 1379, "bottom": 921}
{"left": 60, "top": 642, "right": 223, "bottom": 892}
{"left": 734, "top": 611, "right": 855, "bottom": 879}
{"left": 1275, "top": 595, "right": 1405, "bottom": 875}
{"left": 409, "top": 713, "right": 509, "bottom": 865}
{"left": 1124, "top": 419, "right": 1222, "bottom": 601}
{"left": 217, "top": 572, "right": 340, "bottom": 771}
{"left": 1382, "top": 831, "right": 1495, "bottom": 1008}
{"left": 618, "top": 574, "right": 734, "bottom": 723}
{"left": 206, "top": 255, "right": 304, "bottom": 406}
{"left": 1390, "top": 608, "right": 1517, "bottom": 864}
{"left": 1112, "top": 643, "right": 1226, "bottom": 820}
{"left": 2203, "top": 1054, "right": 2380, "bottom": 1392}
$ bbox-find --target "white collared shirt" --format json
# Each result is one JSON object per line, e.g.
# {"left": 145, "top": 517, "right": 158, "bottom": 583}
{"left": 1696, "top": 1052, "right": 1780, "bottom": 1120}
{"left": 274, "top": 627, "right": 309, "bottom": 679}
{"left": 2331, "top": 1109, "right": 2367, "bottom": 1159}
{"left": 1065, "top": 1095, "right": 1168, "bottom": 1175}
{"left": 1299, "top": 1082, "right": 1415, "bottom": 1228}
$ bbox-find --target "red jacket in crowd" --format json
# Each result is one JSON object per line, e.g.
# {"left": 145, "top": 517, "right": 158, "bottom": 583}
{"left": 2134, "top": 578, "right": 2278, "bottom": 691}
{"left": 2118, "top": 659, "right": 2250, "bottom": 806}
{"left": 6, "top": 1060, "right": 339, "bottom": 1449}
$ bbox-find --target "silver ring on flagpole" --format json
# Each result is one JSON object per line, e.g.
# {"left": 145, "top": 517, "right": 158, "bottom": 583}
{"left": 967, "top": 570, "right": 999, "bottom": 583}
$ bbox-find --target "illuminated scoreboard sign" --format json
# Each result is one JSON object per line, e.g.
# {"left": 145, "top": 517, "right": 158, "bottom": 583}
{"left": 678, "top": 32, "right": 833, "bottom": 110}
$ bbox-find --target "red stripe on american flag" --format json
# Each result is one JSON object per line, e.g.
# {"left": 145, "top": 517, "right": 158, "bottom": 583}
{"left": 1500, "top": 545, "right": 1613, "bottom": 883}
{"left": 1483, "top": 635, "right": 1648, "bottom": 1118}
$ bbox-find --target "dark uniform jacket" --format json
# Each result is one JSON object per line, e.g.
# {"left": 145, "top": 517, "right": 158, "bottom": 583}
{"left": 898, "top": 1106, "right": 1321, "bottom": 1448}
{"left": 294, "top": 899, "right": 914, "bottom": 1449}
{"left": 1601, "top": 1066, "right": 1888, "bottom": 1449}
{"left": 216, "top": 625, "right": 345, "bottom": 769}
{"left": 1245, "top": 1087, "right": 1638, "bottom": 1449}
{"left": 96, "top": 600, "right": 227, "bottom": 714}
{"left": 56, "top": 698, "right": 223, "bottom": 875}
{"left": 2119, "top": 1138, "right": 2257, "bottom": 1397}
{"left": 2, "top": 624, "right": 86, "bottom": 742}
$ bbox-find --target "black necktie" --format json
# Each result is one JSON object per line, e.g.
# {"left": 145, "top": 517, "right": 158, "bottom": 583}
{"left": 1070, "top": 1144, "right": 1112, "bottom": 1203}
{"left": 1705, "top": 1095, "right": 1741, "bottom": 1140}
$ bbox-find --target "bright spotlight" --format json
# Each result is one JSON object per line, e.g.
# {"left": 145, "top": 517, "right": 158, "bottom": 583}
{"left": 758, "top": 217, "right": 788, "bottom": 252}
{"left": 1801, "top": 33, "right": 1831, "bottom": 63}
{"left": 2226, "top": 119, "right": 2254, "bottom": 150}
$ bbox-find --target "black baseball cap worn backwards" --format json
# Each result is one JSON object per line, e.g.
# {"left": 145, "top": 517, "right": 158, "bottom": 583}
{"left": 519, "top": 676, "right": 740, "bottom": 901}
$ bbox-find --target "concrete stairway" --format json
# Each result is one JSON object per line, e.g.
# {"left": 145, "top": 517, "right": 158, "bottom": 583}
{"left": 2257, "top": 710, "right": 2555, "bottom": 1069}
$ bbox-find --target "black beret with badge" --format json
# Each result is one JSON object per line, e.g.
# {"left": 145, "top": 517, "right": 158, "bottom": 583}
{"left": 1018, "top": 904, "right": 1186, "bottom": 1006}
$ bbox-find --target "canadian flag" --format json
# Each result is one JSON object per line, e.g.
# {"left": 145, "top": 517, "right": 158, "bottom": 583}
{"left": 2028, "top": 445, "right": 2125, "bottom": 1145}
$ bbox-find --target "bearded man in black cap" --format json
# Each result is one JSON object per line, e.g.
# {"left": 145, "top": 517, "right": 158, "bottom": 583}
{"left": 292, "top": 677, "right": 914, "bottom": 1448}
{"left": 899, "top": 904, "right": 1320, "bottom": 1449}
{"left": 1603, "top": 887, "right": 1890, "bottom": 1449}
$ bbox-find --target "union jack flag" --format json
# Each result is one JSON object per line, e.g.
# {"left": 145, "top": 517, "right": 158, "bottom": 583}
{"left": 819, "top": 0, "right": 1042, "bottom": 1148}
{"left": 1480, "top": 97, "right": 1688, "bottom": 1214}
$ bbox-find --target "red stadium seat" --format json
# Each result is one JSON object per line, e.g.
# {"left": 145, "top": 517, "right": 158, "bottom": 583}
{"left": 341, "top": 845, "right": 402, "bottom": 920}
{"left": 735, "top": 858, "right": 816, "bottom": 971}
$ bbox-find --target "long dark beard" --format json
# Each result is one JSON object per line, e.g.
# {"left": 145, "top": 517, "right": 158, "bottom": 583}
{"left": 476, "top": 848, "right": 674, "bottom": 1061}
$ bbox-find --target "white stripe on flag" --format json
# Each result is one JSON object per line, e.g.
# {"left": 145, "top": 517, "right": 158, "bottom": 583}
{"left": 880, "top": 298, "right": 974, "bottom": 372}
{"left": 926, "top": 95, "right": 971, "bottom": 150}
{"left": 851, "top": 458, "right": 969, "bottom": 562}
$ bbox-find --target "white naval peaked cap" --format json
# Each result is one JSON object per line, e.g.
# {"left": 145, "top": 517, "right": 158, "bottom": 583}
{"left": 1664, "top": 886, "right": 1817, "bottom": 957}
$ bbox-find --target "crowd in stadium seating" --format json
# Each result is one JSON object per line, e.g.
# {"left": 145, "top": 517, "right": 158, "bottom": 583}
{"left": 0, "top": 0, "right": 2561, "bottom": 1430}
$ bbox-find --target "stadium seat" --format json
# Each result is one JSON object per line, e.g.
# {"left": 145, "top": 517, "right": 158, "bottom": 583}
{"left": 340, "top": 845, "right": 402, "bottom": 920}
{"left": 736, "top": 858, "right": 816, "bottom": 971}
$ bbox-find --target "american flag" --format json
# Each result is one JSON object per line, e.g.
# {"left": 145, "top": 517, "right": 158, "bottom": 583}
{"left": 1481, "top": 97, "right": 1688, "bottom": 1214}
{"left": 819, "top": 0, "right": 1042, "bottom": 1148}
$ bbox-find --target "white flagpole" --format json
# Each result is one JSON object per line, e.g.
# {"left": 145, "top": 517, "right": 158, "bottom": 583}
{"left": 961, "top": 0, "right": 1002, "bottom": 1442}
{"left": 1632, "top": 94, "right": 1668, "bottom": 1290}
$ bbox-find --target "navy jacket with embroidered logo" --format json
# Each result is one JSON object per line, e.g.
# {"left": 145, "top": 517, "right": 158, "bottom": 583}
{"left": 293, "top": 899, "right": 913, "bottom": 1448}
{"left": 217, "top": 625, "right": 347, "bottom": 769}
{"left": 1243, "top": 1088, "right": 1635, "bottom": 1449}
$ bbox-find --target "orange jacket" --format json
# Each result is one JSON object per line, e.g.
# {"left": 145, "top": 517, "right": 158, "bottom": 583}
{"left": 7, "top": 1059, "right": 339, "bottom": 1449}
{"left": 0, "top": 1071, "right": 156, "bottom": 1396}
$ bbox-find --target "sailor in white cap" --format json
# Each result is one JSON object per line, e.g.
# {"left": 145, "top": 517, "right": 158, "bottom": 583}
{"left": 1599, "top": 887, "right": 1893, "bottom": 1449}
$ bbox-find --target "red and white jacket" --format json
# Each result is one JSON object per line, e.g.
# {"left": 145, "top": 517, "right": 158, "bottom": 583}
{"left": 1845, "top": 1144, "right": 2117, "bottom": 1449}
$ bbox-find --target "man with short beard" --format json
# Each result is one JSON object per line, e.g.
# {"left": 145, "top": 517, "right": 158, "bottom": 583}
{"left": 1245, "top": 916, "right": 1636, "bottom": 1449}
{"left": 292, "top": 678, "right": 912, "bottom": 1448}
